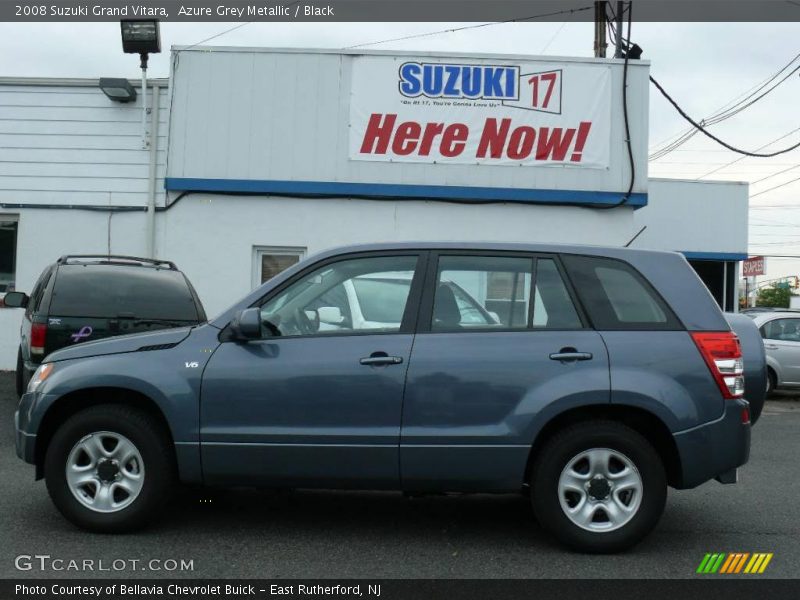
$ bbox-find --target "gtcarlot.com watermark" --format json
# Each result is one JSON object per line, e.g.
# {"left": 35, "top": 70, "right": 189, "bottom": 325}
{"left": 15, "top": 554, "right": 194, "bottom": 572}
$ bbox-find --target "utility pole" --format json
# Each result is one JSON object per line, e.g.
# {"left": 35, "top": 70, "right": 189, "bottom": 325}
{"left": 614, "top": 1, "right": 625, "bottom": 58}
{"left": 593, "top": 1, "right": 607, "bottom": 58}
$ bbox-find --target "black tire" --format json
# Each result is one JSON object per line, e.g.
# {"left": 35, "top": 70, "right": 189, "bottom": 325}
{"left": 15, "top": 349, "right": 24, "bottom": 398}
{"left": 766, "top": 368, "right": 777, "bottom": 398}
{"left": 44, "top": 404, "right": 176, "bottom": 533}
{"left": 530, "top": 421, "right": 667, "bottom": 553}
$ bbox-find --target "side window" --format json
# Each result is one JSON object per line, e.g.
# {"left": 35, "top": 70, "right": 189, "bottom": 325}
{"left": 532, "top": 259, "right": 582, "bottom": 329}
{"left": 763, "top": 318, "right": 800, "bottom": 341}
{"left": 432, "top": 256, "right": 531, "bottom": 331}
{"left": 259, "top": 255, "right": 419, "bottom": 337}
{"left": 562, "top": 255, "right": 681, "bottom": 330}
{"left": 26, "top": 268, "right": 52, "bottom": 317}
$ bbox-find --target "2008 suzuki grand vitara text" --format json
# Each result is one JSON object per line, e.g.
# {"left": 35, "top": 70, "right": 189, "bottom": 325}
{"left": 15, "top": 243, "right": 759, "bottom": 553}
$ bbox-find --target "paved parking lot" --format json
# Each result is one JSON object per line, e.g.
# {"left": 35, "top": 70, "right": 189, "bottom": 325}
{"left": 1, "top": 371, "right": 798, "bottom": 579}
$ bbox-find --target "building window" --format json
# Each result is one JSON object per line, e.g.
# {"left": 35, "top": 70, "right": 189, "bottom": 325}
{"left": 252, "top": 246, "right": 306, "bottom": 288}
{"left": 0, "top": 217, "right": 18, "bottom": 302}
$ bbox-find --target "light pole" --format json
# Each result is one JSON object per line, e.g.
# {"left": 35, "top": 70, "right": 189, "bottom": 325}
{"left": 119, "top": 20, "right": 161, "bottom": 149}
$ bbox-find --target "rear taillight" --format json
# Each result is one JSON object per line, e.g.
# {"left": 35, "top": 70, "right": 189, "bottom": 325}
{"left": 30, "top": 322, "right": 47, "bottom": 355}
{"left": 691, "top": 331, "right": 744, "bottom": 399}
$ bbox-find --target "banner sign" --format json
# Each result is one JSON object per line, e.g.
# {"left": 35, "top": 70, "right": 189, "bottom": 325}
{"left": 743, "top": 256, "right": 765, "bottom": 277}
{"left": 349, "top": 56, "right": 612, "bottom": 168}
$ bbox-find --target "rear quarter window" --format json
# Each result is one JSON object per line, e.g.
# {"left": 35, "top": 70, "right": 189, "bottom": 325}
{"left": 26, "top": 267, "right": 53, "bottom": 316}
{"left": 49, "top": 266, "right": 200, "bottom": 321}
{"left": 561, "top": 255, "right": 682, "bottom": 331}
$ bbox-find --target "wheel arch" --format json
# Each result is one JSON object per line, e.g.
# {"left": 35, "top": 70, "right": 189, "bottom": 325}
{"left": 765, "top": 356, "right": 781, "bottom": 384}
{"left": 34, "top": 387, "right": 174, "bottom": 480}
{"left": 524, "top": 404, "right": 682, "bottom": 488}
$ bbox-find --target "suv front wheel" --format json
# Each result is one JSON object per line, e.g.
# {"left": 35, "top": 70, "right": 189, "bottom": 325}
{"left": 44, "top": 404, "right": 175, "bottom": 533}
{"left": 531, "top": 421, "right": 667, "bottom": 553}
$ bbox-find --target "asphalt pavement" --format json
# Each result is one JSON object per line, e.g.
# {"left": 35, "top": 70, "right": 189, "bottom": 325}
{"left": 1, "top": 372, "right": 798, "bottom": 579}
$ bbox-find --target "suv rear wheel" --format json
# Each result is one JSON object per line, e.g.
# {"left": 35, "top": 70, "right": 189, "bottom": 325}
{"left": 44, "top": 404, "right": 175, "bottom": 532}
{"left": 531, "top": 421, "right": 666, "bottom": 553}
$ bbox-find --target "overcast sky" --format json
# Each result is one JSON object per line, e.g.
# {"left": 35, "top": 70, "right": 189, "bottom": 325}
{"left": 1, "top": 20, "right": 798, "bottom": 283}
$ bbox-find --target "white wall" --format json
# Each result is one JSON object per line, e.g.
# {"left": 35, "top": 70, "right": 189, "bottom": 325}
{"left": 633, "top": 178, "right": 748, "bottom": 255}
{"left": 158, "top": 194, "right": 637, "bottom": 319}
{"left": 0, "top": 79, "right": 168, "bottom": 208}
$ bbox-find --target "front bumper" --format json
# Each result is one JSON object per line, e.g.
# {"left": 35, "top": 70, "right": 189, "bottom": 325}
{"left": 15, "top": 391, "right": 39, "bottom": 464}
{"left": 672, "top": 398, "right": 751, "bottom": 489}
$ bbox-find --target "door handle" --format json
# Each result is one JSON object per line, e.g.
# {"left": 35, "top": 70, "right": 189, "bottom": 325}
{"left": 764, "top": 344, "right": 778, "bottom": 350}
{"left": 360, "top": 354, "right": 404, "bottom": 366}
{"left": 549, "top": 348, "right": 593, "bottom": 362}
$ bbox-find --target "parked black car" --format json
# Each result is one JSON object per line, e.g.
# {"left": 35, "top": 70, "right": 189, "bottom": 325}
{"left": 4, "top": 255, "right": 206, "bottom": 397}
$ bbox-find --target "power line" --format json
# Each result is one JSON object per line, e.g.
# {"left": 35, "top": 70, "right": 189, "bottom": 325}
{"left": 182, "top": 2, "right": 303, "bottom": 49}
{"left": 750, "top": 163, "right": 800, "bottom": 185}
{"left": 703, "top": 58, "right": 800, "bottom": 125}
{"left": 649, "top": 51, "right": 800, "bottom": 160}
{"left": 650, "top": 75, "right": 800, "bottom": 158}
{"left": 696, "top": 127, "right": 800, "bottom": 179}
{"left": 183, "top": 22, "right": 252, "bottom": 50}
{"left": 751, "top": 174, "right": 800, "bottom": 198}
{"left": 343, "top": 6, "right": 593, "bottom": 49}
{"left": 540, "top": 21, "right": 568, "bottom": 54}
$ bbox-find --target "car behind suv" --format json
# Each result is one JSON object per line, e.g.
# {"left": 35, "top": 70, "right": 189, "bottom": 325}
{"left": 745, "top": 310, "right": 800, "bottom": 395}
{"left": 14, "top": 243, "right": 759, "bottom": 553}
{"left": 5, "top": 255, "right": 206, "bottom": 397}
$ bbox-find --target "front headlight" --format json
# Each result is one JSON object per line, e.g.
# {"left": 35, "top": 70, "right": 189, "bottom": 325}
{"left": 27, "top": 363, "right": 54, "bottom": 393}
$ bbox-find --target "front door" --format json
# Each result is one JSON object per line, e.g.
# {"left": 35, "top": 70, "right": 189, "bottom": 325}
{"left": 201, "top": 253, "right": 425, "bottom": 488}
{"left": 401, "top": 253, "right": 610, "bottom": 491}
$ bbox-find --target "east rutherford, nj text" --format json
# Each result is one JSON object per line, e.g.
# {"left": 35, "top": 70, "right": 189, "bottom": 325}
{"left": 271, "top": 584, "right": 380, "bottom": 596}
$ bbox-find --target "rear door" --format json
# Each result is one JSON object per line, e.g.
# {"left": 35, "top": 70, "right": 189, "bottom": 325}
{"left": 560, "top": 255, "right": 719, "bottom": 429}
{"left": 401, "top": 252, "right": 610, "bottom": 492}
{"left": 762, "top": 318, "right": 800, "bottom": 384}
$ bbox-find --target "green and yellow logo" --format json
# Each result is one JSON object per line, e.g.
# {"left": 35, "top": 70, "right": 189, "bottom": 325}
{"left": 697, "top": 552, "right": 773, "bottom": 574}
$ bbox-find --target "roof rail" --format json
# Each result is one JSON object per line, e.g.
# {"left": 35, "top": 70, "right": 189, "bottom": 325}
{"left": 56, "top": 255, "right": 178, "bottom": 270}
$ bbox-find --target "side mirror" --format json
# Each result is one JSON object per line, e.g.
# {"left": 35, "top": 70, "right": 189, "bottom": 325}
{"left": 3, "top": 291, "right": 28, "bottom": 309}
{"left": 229, "top": 308, "right": 263, "bottom": 341}
{"left": 318, "top": 306, "right": 344, "bottom": 324}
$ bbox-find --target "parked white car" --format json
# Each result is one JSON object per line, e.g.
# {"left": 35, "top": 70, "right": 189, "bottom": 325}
{"left": 745, "top": 309, "right": 800, "bottom": 395}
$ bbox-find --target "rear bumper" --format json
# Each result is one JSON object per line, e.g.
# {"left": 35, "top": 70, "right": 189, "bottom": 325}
{"left": 672, "top": 399, "right": 751, "bottom": 489}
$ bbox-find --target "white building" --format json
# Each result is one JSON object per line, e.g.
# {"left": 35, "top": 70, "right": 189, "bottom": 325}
{"left": 0, "top": 48, "right": 747, "bottom": 370}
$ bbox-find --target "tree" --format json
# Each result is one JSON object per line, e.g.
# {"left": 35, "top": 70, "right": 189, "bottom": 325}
{"left": 756, "top": 284, "right": 793, "bottom": 308}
